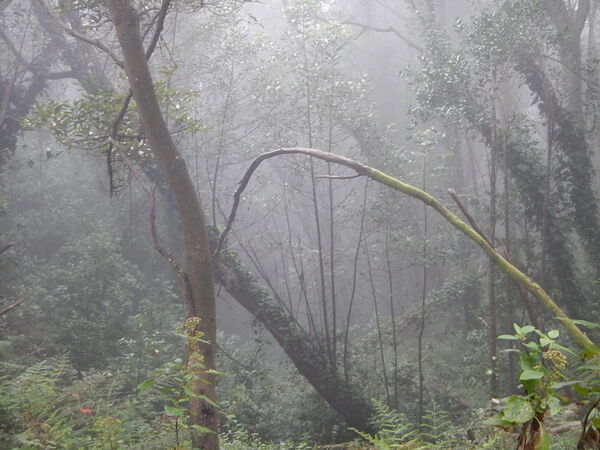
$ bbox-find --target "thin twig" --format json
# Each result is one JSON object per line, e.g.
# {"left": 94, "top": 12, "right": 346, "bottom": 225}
{"left": 0, "top": 243, "right": 13, "bottom": 256}
{"left": 315, "top": 174, "right": 361, "bottom": 180}
{"left": 448, "top": 188, "right": 539, "bottom": 328}
{"left": 111, "top": 138, "right": 194, "bottom": 316}
{"left": 343, "top": 20, "right": 423, "bottom": 52}
{"left": 216, "top": 343, "right": 253, "bottom": 371}
{"left": 448, "top": 189, "right": 495, "bottom": 248}
{"left": 0, "top": 299, "right": 23, "bottom": 317}
{"left": 35, "top": 0, "right": 124, "bottom": 68}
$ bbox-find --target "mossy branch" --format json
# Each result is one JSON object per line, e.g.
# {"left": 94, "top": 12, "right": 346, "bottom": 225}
{"left": 219, "top": 147, "right": 597, "bottom": 352}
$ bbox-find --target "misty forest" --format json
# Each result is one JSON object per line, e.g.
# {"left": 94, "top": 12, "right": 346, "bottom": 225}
{"left": 2, "top": 0, "right": 600, "bottom": 449}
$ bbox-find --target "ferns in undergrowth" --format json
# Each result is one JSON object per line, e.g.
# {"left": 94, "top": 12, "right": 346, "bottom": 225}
{"left": 351, "top": 398, "right": 419, "bottom": 449}
{"left": 0, "top": 356, "right": 152, "bottom": 448}
{"left": 419, "top": 398, "right": 458, "bottom": 447}
{"left": 352, "top": 398, "right": 465, "bottom": 449}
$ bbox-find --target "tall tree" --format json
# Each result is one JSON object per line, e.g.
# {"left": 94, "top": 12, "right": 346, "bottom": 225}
{"left": 104, "top": 1, "right": 218, "bottom": 448}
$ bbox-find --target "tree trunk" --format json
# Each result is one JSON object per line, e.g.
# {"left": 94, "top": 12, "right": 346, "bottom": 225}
{"left": 213, "top": 246, "right": 376, "bottom": 433}
{"left": 105, "top": 2, "right": 218, "bottom": 448}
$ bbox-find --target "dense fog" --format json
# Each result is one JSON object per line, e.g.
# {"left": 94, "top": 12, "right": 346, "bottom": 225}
{"left": 1, "top": 1, "right": 599, "bottom": 448}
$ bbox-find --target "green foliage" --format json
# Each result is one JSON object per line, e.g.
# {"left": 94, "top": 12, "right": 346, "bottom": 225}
{"left": 0, "top": 357, "right": 136, "bottom": 449}
{"left": 489, "top": 323, "right": 600, "bottom": 448}
{"left": 420, "top": 399, "right": 457, "bottom": 445}
{"left": 136, "top": 317, "right": 220, "bottom": 446}
{"left": 352, "top": 398, "right": 481, "bottom": 449}
{"left": 351, "top": 399, "right": 418, "bottom": 449}
{"left": 0, "top": 319, "right": 221, "bottom": 449}
{"left": 489, "top": 324, "right": 569, "bottom": 430}
{"left": 22, "top": 84, "right": 200, "bottom": 153}
{"left": 10, "top": 229, "right": 177, "bottom": 370}
{"left": 217, "top": 333, "right": 340, "bottom": 444}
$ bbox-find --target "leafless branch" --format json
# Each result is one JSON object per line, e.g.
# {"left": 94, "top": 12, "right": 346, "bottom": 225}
{"left": 448, "top": 189, "right": 494, "bottom": 248}
{"left": 0, "top": 243, "right": 13, "bottom": 256}
{"left": 214, "top": 148, "right": 368, "bottom": 256}
{"left": 0, "top": 299, "right": 23, "bottom": 317}
{"left": 0, "top": 68, "right": 18, "bottom": 132}
{"left": 0, "top": 28, "right": 29, "bottom": 66}
{"left": 110, "top": 138, "right": 193, "bottom": 314}
{"left": 35, "top": 0, "right": 124, "bottom": 68}
{"left": 315, "top": 174, "right": 361, "bottom": 180}
{"left": 448, "top": 188, "right": 538, "bottom": 328}
{"left": 343, "top": 20, "right": 423, "bottom": 53}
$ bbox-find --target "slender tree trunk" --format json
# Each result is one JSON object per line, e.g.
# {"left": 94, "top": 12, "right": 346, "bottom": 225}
{"left": 343, "top": 181, "right": 368, "bottom": 382}
{"left": 105, "top": 2, "right": 218, "bottom": 448}
{"left": 366, "top": 237, "right": 391, "bottom": 406}
{"left": 327, "top": 58, "right": 337, "bottom": 367}
{"left": 417, "top": 153, "right": 428, "bottom": 424}
{"left": 503, "top": 130, "right": 517, "bottom": 391}
{"left": 385, "top": 222, "right": 399, "bottom": 409}
{"left": 489, "top": 67, "right": 498, "bottom": 398}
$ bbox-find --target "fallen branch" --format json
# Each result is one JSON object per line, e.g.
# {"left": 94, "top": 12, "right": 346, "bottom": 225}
{"left": 218, "top": 147, "right": 597, "bottom": 352}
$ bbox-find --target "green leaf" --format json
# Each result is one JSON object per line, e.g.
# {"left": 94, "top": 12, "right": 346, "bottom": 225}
{"left": 197, "top": 394, "right": 219, "bottom": 408}
{"left": 190, "top": 424, "right": 216, "bottom": 435}
{"left": 503, "top": 396, "right": 535, "bottom": 424}
{"left": 549, "top": 343, "right": 576, "bottom": 356}
{"left": 571, "top": 320, "right": 600, "bottom": 329}
{"left": 574, "top": 384, "right": 591, "bottom": 396}
{"left": 546, "top": 396, "right": 561, "bottom": 416}
{"left": 547, "top": 330, "right": 559, "bottom": 339}
{"left": 521, "top": 325, "right": 535, "bottom": 335}
{"left": 579, "top": 347, "right": 600, "bottom": 359}
{"left": 524, "top": 341, "right": 540, "bottom": 351}
{"left": 483, "top": 415, "right": 515, "bottom": 429}
{"left": 550, "top": 380, "right": 581, "bottom": 390}
{"left": 164, "top": 406, "right": 186, "bottom": 417}
{"left": 520, "top": 369, "right": 545, "bottom": 380}
{"left": 136, "top": 378, "right": 155, "bottom": 390}
{"left": 498, "top": 334, "right": 520, "bottom": 340}
{"left": 519, "top": 353, "right": 535, "bottom": 371}
{"left": 521, "top": 379, "right": 538, "bottom": 395}
{"left": 514, "top": 323, "right": 523, "bottom": 335}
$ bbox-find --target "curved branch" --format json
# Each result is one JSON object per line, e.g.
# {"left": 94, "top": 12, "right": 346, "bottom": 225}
{"left": 218, "top": 147, "right": 597, "bottom": 351}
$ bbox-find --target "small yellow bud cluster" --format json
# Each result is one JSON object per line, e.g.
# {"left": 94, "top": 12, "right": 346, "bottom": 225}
{"left": 544, "top": 349, "right": 566, "bottom": 379}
